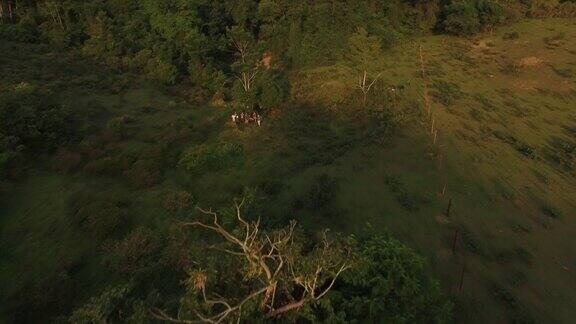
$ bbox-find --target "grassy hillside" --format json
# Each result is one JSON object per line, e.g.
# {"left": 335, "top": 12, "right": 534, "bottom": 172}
{"left": 1, "top": 18, "right": 575, "bottom": 323}
{"left": 295, "top": 18, "right": 576, "bottom": 323}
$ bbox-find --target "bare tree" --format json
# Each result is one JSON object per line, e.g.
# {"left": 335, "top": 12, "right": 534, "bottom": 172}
{"left": 358, "top": 70, "right": 382, "bottom": 104}
{"left": 229, "top": 27, "right": 260, "bottom": 93}
{"left": 0, "top": 0, "right": 4, "bottom": 23}
{"left": 151, "top": 199, "right": 353, "bottom": 323}
{"left": 347, "top": 27, "right": 384, "bottom": 105}
{"left": 0, "top": 0, "right": 16, "bottom": 23}
{"left": 41, "top": 0, "right": 66, "bottom": 30}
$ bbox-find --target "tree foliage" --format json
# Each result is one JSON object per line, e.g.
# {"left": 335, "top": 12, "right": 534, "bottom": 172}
{"left": 327, "top": 235, "right": 453, "bottom": 323}
{"left": 444, "top": 0, "right": 506, "bottom": 36}
{"left": 151, "top": 200, "right": 355, "bottom": 323}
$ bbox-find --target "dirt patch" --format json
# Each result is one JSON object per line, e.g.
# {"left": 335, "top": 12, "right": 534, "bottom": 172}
{"left": 512, "top": 79, "right": 539, "bottom": 91}
{"left": 473, "top": 40, "right": 489, "bottom": 50}
{"left": 518, "top": 56, "right": 544, "bottom": 67}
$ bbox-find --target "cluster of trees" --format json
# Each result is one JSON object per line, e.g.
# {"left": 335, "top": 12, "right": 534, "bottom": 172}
{"left": 443, "top": 0, "right": 576, "bottom": 35}
{"left": 2, "top": 1, "right": 573, "bottom": 108}
{"left": 66, "top": 200, "right": 452, "bottom": 323}
{"left": 0, "top": 83, "right": 76, "bottom": 181}
{"left": 1, "top": 1, "right": 573, "bottom": 114}
{"left": 0, "top": 0, "right": 542, "bottom": 107}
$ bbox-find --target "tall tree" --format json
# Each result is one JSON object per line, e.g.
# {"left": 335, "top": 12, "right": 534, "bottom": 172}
{"left": 228, "top": 25, "right": 262, "bottom": 108}
{"left": 151, "top": 200, "right": 353, "bottom": 323}
{"left": 346, "top": 27, "right": 384, "bottom": 104}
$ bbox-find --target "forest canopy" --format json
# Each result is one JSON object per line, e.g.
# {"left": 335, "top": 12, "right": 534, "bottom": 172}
{"left": 2, "top": 0, "right": 575, "bottom": 89}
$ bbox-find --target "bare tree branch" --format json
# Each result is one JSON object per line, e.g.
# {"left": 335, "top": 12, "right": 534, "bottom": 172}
{"left": 154, "top": 204, "right": 352, "bottom": 323}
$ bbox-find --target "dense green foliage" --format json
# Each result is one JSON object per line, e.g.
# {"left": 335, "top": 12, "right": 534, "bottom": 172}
{"left": 2, "top": 1, "right": 573, "bottom": 94}
{"left": 328, "top": 235, "right": 452, "bottom": 323}
{"left": 0, "top": 84, "right": 76, "bottom": 179}
{"left": 0, "top": 0, "right": 543, "bottom": 87}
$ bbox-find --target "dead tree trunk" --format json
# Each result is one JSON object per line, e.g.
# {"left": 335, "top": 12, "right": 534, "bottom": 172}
{"left": 231, "top": 37, "right": 258, "bottom": 93}
{"left": 358, "top": 70, "right": 381, "bottom": 105}
{"left": 7, "top": 0, "right": 13, "bottom": 22}
{"left": 419, "top": 46, "right": 430, "bottom": 115}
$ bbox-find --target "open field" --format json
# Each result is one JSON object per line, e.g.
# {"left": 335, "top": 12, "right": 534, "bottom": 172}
{"left": 1, "top": 18, "right": 575, "bottom": 323}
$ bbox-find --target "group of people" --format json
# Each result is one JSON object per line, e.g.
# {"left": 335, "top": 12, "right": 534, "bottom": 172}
{"left": 231, "top": 111, "right": 262, "bottom": 127}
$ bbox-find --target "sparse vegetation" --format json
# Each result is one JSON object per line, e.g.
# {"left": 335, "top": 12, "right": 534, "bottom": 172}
{"left": 179, "top": 142, "right": 244, "bottom": 174}
{"left": 431, "top": 80, "right": 464, "bottom": 106}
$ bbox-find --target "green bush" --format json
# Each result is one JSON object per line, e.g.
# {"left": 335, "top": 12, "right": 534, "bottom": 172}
{"left": 83, "top": 157, "right": 121, "bottom": 176}
{"left": 68, "top": 191, "right": 130, "bottom": 239}
{"left": 443, "top": 0, "right": 505, "bottom": 36}
{"left": 431, "top": 80, "right": 463, "bottom": 106}
{"left": 503, "top": 31, "right": 520, "bottom": 40}
{"left": 326, "top": 235, "right": 453, "bottom": 323}
{"left": 0, "top": 23, "right": 39, "bottom": 42}
{"left": 256, "top": 71, "right": 290, "bottom": 111}
{"left": 178, "top": 142, "right": 244, "bottom": 174}
{"left": 69, "top": 284, "right": 134, "bottom": 323}
{"left": 444, "top": 1, "right": 481, "bottom": 36}
{"left": 7, "top": 270, "right": 77, "bottom": 323}
{"left": 542, "top": 205, "right": 562, "bottom": 219}
{"left": 50, "top": 149, "right": 83, "bottom": 174}
{"left": 106, "top": 116, "right": 133, "bottom": 139}
{"left": 103, "top": 228, "right": 162, "bottom": 275}
{"left": 162, "top": 190, "right": 194, "bottom": 212}
{"left": 0, "top": 89, "right": 75, "bottom": 152}
{"left": 303, "top": 174, "right": 338, "bottom": 211}
{"left": 123, "top": 159, "right": 162, "bottom": 188}
{"left": 0, "top": 146, "right": 23, "bottom": 180}
{"left": 545, "top": 137, "right": 575, "bottom": 171}
{"left": 501, "top": 61, "right": 521, "bottom": 76}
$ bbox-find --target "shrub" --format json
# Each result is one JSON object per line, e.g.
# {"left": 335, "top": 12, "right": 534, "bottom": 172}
{"left": 542, "top": 205, "right": 562, "bottom": 219}
{"left": 552, "top": 67, "right": 573, "bottom": 78}
{"left": 179, "top": 142, "right": 244, "bottom": 174}
{"left": 162, "top": 190, "right": 194, "bottom": 212}
{"left": 68, "top": 191, "right": 130, "bottom": 239}
{"left": 443, "top": 0, "right": 505, "bottom": 35}
{"left": 106, "top": 117, "right": 130, "bottom": 139}
{"left": 444, "top": 1, "right": 481, "bottom": 36}
{"left": 477, "top": 0, "right": 506, "bottom": 30}
{"left": 8, "top": 271, "right": 77, "bottom": 323}
{"left": 431, "top": 80, "right": 463, "bottom": 106}
{"left": 490, "top": 284, "right": 535, "bottom": 324}
{"left": 516, "top": 143, "right": 537, "bottom": 159}
{"left": 69, "top": 284, "right": 133, "bottom": 323}
{"left": 256, "top": 71, "right": 290, "bottom": 112}
{"left": 103, "top": 228, "right": 161, "bottom": 275}
{"left": 123, "top": 159, "right": 162, "bottom": 188}
{"left": 503, "top": 31, "right": 520, "bottom": 40}
{"left": 327, "top": 235, "right": 452, "bottom": 323}
{"left": 50, "top": 149, "right": 83, "bottom": 174}
{"left": 544, "top": 137, "right": 575, "bottom": 171}
{"left": 0, "top": 23, "right": 39, "bottom": 43}
{"left": 0, "top": 146, "right": 23, "bottom": 180}
{"left": 0, "top": 90, "right": 75, "bottom": 152}
{"left": 501, "top": 61, "right": 521, "bottom": 76}
{"left": 384, "top": 175, "right": 425, "bottom": 212}
{"left": 544, "top": 32, "right": 566, "bottom": 47}
{"left": 303, "top": 174, "right": 337, "bottom": 211}
{"left": 83, "top": 157, "right": 121, "bottom": 176}
{"left": 131, "top": 50, "right": 178, "bottom": 85}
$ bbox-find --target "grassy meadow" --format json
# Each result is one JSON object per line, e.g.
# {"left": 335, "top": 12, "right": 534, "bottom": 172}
{"left": 1, "top": 18, "right": 576, "bottom": 323}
